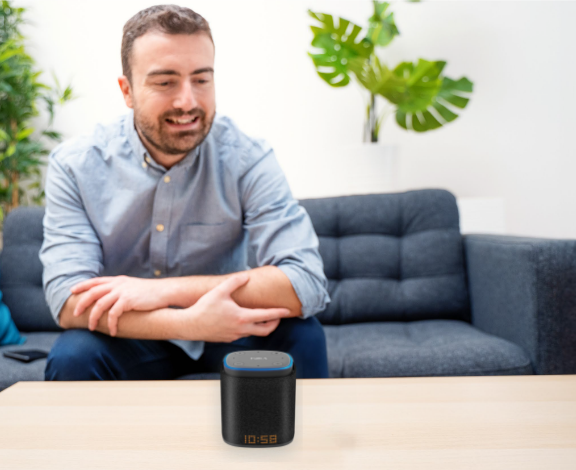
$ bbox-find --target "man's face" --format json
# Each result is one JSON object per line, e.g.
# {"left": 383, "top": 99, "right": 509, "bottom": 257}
{"left": 120, "top": 31, "right": 216, "bottom": 164}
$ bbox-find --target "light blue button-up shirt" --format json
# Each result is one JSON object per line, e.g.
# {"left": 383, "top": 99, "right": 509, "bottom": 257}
{"left": 39, "top": 108, "right": 330, "bottom": 360}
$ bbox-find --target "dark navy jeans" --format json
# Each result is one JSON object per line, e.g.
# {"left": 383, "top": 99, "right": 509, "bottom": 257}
{"left": 44, "top": 315, "right": 329, "bottom": 381}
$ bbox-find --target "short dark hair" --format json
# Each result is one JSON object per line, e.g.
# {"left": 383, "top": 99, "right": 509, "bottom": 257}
{"left": 121, "top": 4, "right": 214, "bottom": 85}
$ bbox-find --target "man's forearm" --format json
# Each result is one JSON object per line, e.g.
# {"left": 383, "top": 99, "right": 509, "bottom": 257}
{"left": 59, "top": 294, "right": 192, "bottom": 341}
{"left": 160, "top": 266, "right": 303, "bottom": 316}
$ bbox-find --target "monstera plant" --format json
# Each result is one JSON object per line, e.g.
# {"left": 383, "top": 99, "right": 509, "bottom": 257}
{"left": 307, "top": 1, "right": 474, "bottom": 142}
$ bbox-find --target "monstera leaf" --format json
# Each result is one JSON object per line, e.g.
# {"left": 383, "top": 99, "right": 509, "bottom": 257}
{"left": 391, "top": 59, "right": 445, "bottom": 112}
{"left": 367, "top": 2, "right": 399, "bottom": 47}
{"left": 349, "top": 55, "right": 408, "bottom": 102}
{"left": 395, "top": 62, "right": 473, "bottom": 132}
{"left": 351, "top": 56, "right": 473, "bottom": 132}
{"left": 307, "top": 9, "right": 374, "bottom": 87}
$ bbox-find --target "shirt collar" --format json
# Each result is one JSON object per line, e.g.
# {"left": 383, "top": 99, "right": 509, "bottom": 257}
{"left": 125, "top": 108, "right": 200, "bottom": 172}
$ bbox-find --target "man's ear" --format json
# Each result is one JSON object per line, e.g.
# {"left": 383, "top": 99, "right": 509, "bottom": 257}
{"left": 118, "top": 75, "right": 134, "bottom": 109}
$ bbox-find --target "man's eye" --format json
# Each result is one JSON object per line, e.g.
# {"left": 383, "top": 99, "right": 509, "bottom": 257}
{"left": 157, "top": 82, "right": 171, "bottom": 86}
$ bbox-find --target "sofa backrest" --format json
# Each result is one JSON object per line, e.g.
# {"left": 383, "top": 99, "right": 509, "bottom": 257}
{"left": 298, "top": 189, "right": 470, "bottom": 325}
{"left": 0, "top": 188, "right": 470, "bottom": 332}
{"left": 0, "top": 206, "right": 58, "bottom": 332}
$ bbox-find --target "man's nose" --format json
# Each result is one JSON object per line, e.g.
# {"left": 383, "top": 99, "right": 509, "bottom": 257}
{"left": 173, "top": 80, "right": 198, "bottom": 111}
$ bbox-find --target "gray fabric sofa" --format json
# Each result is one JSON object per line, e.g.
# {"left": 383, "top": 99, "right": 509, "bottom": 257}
{"left": 1, "top": 188, "right": 574, "bottom": 391}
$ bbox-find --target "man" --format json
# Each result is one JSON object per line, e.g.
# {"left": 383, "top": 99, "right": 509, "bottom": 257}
{"left": 41, "top": 5, "right": 331, "bottom": 381}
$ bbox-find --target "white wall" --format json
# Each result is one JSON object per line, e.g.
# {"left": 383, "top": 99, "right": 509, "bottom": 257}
{"left": 17, "top": 0, "right": 576, "bottom": 239}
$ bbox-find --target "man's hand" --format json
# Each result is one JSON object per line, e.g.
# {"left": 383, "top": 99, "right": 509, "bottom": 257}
{"left": 185, "top": 272, "right": 291, "bottom": 343}
{"left": 70, "top": 276, "right": 171, "bottom": 336}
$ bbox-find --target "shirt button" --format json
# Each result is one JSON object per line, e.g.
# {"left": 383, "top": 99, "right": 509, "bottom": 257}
{"left": 154, "top": 269, "right": 161, "bottom": 277}
{"left": 164, "top": 175, "right": 171, "bottom": 183}
{"left": 146, "top": 156, "right": 152, "bottom": 164}
{"left": 142, "top": 162, "right": 147, "bottom": 169}
{"left": 156, "top": 224, "right": 164, "bottom": 232}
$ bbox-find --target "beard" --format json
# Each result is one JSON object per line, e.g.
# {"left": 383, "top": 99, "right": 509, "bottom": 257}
{"left": 133, "top": 104, "right": 215, "bottom": 160}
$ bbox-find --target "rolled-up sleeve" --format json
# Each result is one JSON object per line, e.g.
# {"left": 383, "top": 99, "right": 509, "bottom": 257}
{"left": 39, "top": 149, "right": 103, "bottom": 325}
{"left": 239, "top": 142, "right": 330, "bottom": 319}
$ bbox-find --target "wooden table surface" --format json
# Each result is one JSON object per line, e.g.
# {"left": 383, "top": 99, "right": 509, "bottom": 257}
{"left": 0, "top": 375, "right": 575, "bottom": 469}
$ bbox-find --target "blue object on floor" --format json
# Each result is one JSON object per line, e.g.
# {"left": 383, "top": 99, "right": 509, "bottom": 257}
{"left": 0, "top": 285, "right": 26, "bottom": 346}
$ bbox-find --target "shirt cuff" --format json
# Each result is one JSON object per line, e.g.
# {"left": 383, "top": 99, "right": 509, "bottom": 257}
{"left": 45, "top": 274, "right": 96, "bottom": 325}
{"left": 277, "top": 263, "right": 330, "bottom": 319}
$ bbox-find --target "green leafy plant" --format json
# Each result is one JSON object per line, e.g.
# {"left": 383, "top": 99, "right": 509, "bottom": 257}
{"left": 0, "top": 0, "right": 75, "bottom": 223}
{"left": 307, "top": 1, "right": 474, "bottom": 142}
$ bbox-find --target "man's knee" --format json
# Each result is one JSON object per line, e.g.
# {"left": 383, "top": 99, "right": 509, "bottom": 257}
{"left": 278, "top": 315, "right": 327, "bottom": 348}
{"left": 279, "top": 315, "right": 329, "bottom": 378}
{"left": 45, "top": 329, "right": 114, "bottom": 381}
{"left": 281, "top": 315, "right": 324, "bottom": 339}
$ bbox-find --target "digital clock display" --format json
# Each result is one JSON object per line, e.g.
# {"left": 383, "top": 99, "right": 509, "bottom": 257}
{"left": 244, "top": 434, "right": 277, "bottom": 445}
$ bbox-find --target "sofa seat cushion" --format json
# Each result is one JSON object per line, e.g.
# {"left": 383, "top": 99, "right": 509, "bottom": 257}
{"left": 0, "top": 332, "right": 60, "bottom": 391}
{"left": 323, "top": 320, "right": 533, "bottom": 378}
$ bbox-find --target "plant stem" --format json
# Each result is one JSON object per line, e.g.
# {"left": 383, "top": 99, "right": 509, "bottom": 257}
{"left": 370, "top": 0, "right": 378, "bottom": 142}
{"left": 9, "top": 119, "right": 18, "bottom": 209}
{"left": 370, "top": 93, "right": 377, "bottom": 142}
{"left": 10, "top": 172, "right": 18, "bottom": 209}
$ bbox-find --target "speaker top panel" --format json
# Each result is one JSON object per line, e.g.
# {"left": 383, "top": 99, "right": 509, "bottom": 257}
{"left": 223, "top": 350, "right": 293, "bottom": 378}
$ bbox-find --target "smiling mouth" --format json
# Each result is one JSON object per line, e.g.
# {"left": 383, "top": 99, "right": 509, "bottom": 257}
{"left": 165, "top": 116, "right": 200, "bottom": 125}
{"left": 164, "top": 115, "right": 202, "bottom": 131}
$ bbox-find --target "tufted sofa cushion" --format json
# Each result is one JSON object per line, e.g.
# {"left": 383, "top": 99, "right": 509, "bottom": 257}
{"left": 0, "top": 207, "right": 59, "bottom": 332}
{"left": 299, "top": 189, "right": 470, "bottom": 325}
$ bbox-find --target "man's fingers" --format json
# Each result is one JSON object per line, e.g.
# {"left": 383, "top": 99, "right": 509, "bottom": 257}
{"left": 73, "top": 285, "right": 113, "bottom": 317}
{"left": 241, "top": 307, "right": 291, "bottom": 324}
{"left": 88, "top": 292, "right": 118, "bottom": 331}
{"left": 237, "top": 307, "right": 291, "bottom": 338}
{"left": 71, "top": 277, "right": 112, "bottom": 294}
{"left": 107, "top": 300, "right": 125, "bottom": 337}
{"left": 213, "top": 272, "right": 250, "bottom": 296}
{"left": 248, "top": 318, "right": 282, "bottom": 337}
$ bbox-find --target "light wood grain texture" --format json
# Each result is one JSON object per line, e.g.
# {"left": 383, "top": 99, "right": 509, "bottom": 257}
{"left": 1, "top": 376, "right": 575, "bottom": 469}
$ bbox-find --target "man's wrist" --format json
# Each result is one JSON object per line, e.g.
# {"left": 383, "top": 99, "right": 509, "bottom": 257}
{"left": 158, "top": 274, "right": 235, "bottom": 308}
{"left": 170, "top": 306, "right": 198, "bottom": 341}
{"left": 155, "top": 277, "right": 200, "bottom": 308}
{"left": 156, "top": 277, "right": 181, "bottom": 307}
{"left": 88, "top": 306, "right": 197, "bottom": 341}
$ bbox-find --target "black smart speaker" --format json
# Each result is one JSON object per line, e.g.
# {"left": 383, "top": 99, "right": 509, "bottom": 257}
{"left": 220, "top": 350, "right": 296, "bottom": 447}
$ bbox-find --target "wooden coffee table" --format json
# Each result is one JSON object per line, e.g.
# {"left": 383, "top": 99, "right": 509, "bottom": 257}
{"left": 0, "top": 375, "right": 575, "bottom": 469}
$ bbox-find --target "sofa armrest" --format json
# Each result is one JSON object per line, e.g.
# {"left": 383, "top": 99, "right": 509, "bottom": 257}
{"left": 463, "top": 234, "right": 576, "bottom": 374}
